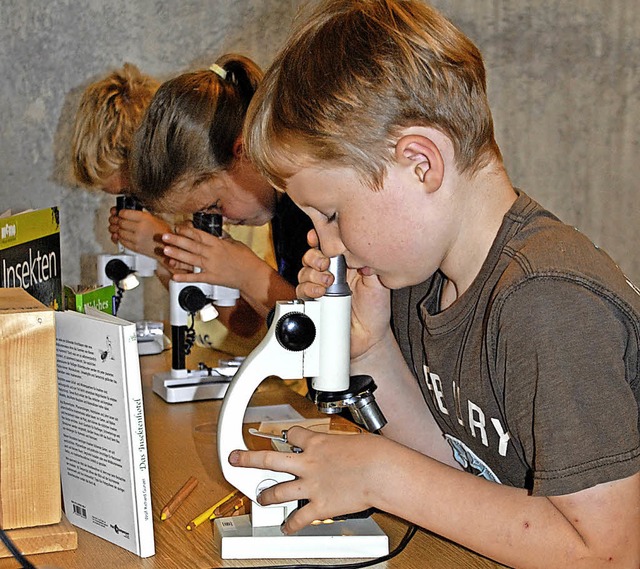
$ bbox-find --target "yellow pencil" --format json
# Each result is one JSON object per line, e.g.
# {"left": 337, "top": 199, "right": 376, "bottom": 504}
{"left": 186, "top": 489, "right": 238, "bottom": 530}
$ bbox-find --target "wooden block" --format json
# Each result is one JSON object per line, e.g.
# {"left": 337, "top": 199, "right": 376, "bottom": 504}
{"left": 0, "top": 288, "right": 61, "bottom": 529}
{"left": 0, "top": 513, "right": 77, "bottom": 558}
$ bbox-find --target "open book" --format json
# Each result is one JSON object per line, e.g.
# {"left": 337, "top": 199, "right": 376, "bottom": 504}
{"left": 55, "top": 307, "right": 155, "bottom": 557}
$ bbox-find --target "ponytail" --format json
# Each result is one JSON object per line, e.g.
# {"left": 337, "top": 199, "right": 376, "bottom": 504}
{"left": 209, "top": 54, "right": 264, "bottom": 167}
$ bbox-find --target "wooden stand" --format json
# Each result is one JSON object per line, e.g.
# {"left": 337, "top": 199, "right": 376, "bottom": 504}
{"left": 0, "top": 515, "right": 77, "bottom": 558}
{"left": 0, "top": 289, "right": 77, "bottom": 558}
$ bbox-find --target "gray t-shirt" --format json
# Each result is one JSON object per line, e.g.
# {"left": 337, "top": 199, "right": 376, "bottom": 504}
{"left": 392, "top": 190, "right": 640, "bottom": 496}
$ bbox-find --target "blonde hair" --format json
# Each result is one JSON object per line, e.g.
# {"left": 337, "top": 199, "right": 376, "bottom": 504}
{"left": 71, "top": 63, "right": 159, "bottom": 188}
{"left": 245, "top": 0, "right": 502, "bottom": 190}
{"left": 130, "top": 54, "right": 263, "bottom": 210}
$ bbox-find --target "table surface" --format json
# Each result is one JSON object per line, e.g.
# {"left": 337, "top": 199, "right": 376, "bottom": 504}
{"left": 2, "top": 345, "right": 507, "bottom": 569}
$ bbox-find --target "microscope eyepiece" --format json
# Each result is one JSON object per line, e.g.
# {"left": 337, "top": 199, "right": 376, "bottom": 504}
{"left": 193, "top": 212, "right": 223, "bottom": 236}
{"left": 116, "top": 195, "right": 143, "bottom": 212}
{"left": 325, "top": 255, "right": 351, "bottom": 296}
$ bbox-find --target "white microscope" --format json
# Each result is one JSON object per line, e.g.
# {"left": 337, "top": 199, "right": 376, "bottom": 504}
{"left": 96, "top": 194, "right": 169, "bottom": 355}
{"left": 215, "top": 255, "right": 389, "bottom": 559}
{"left": 96, "top": 195, "right": 157, "bottom": 314}
{"left": 152, "top": 212, "right": 241, "bottom": 403}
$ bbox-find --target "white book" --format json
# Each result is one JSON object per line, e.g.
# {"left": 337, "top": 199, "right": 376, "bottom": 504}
{"left": 55, "top": 307, "right": 155, "bottom": 557}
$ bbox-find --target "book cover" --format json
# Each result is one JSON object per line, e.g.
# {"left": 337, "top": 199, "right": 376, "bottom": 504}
{"left": 55, "top": 308, "right": 155, "bottom": 558}
{"left": 64, "top": 284, "right": 116, "bottom": 315}
{"left": 0, "top": 207, "right": 63, "bottom": 310}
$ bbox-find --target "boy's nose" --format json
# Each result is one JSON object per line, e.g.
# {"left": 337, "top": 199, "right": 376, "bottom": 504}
{"left": 316, "top": 230, "right": 346, "bottom": 259}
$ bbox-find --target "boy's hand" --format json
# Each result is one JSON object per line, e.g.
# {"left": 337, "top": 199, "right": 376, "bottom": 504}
{"left": 297, "top": 229, "right": 392, "bottom": 360}
{"left": 108, "top": 207, "right": 171, "bottom": 260}
{"left": 228, "top": 426, "right": 388, "bottom": 534}
{"left": 161, "top": 223, "right": 258, "bottom": 290}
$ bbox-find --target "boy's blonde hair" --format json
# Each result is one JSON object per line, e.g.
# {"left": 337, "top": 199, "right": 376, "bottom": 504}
{"left": 131, "top": 54, "right": 263, "bottom": 211}
{"left": 245, "top": 0, "right": 502, "bottom": 190}
{"left": 71, "top": 63, "right": 159, "bottom": 188}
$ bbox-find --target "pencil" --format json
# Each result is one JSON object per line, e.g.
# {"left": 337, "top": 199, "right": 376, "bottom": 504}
{"left": 186, "top": 489, "right": 238, "bottom": 531}
{"left": 161, "top": 476, "right": 199, "bottom": 521}
{"left": 210, "top": 495, "right": 249, "bottom": 520}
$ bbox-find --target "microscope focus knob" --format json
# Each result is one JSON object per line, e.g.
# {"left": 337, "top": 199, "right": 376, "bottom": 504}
{"left": 178, "top": 286, "right": 209, "bottom": 313}
{"left": 275, "top": 312, "right": 316, "bottom": 352}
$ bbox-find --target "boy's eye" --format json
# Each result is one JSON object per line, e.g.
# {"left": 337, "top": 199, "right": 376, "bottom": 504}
{"left": 203, "top": 199, "right": 222, "bottom": 214}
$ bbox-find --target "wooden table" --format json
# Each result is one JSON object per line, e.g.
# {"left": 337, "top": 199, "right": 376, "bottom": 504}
{"left": 1, "top": 346, "right": 507, "bottom": 569}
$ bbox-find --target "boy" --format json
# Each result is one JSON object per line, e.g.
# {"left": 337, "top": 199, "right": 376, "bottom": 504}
{"left": 71, "top": 62, "right": 172, "bottom": 282}
{"left": 230, "top": 1, "right": 640, "bottom": 567}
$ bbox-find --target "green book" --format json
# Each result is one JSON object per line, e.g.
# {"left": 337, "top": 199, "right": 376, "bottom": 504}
{"left": 64, "top": 284, "right": 116, "bottom": 315}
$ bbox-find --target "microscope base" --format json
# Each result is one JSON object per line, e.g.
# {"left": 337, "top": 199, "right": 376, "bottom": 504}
{"left": 152, "top": 369, "right": 234, "bottom": 403}
{"left": 214, "top": 514, "right": 389, "bottom": 559}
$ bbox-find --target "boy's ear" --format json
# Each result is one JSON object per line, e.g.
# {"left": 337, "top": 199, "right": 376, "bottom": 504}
{"left": 233, "top": 136, "right": 244, "bottom": 159}
{"left": 395, "top": 134, "right": 444, "bottom": 193}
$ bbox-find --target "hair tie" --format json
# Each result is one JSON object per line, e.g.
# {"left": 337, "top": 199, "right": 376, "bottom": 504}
{"left": 209, "top": 63, "right": 227, "bottom": 80}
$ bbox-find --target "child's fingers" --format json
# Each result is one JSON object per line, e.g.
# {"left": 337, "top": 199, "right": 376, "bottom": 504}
{"left": 116, "top": 208, "right": 145, "bottom": 222}
{"left": 162, "top": 245, "right": 200, "bottom": 267}
{"left": 161, "top": 232, "right": 199, "bottom": 253}
{"left": 302, "top": 247, "right": 330, "bottom": 272}
{"left": 306, "top": 228, "right": 319, "bottom": 248}
{"left": 228, "top": 448, "right": 302, "bottom": 476}
{"left": 280, "top": 506, "right": 320, "bottom": 536}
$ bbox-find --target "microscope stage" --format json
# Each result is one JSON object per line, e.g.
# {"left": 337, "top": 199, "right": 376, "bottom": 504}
{"left": 152, "top": 369, "right": 233, "bottom": 403}
{"left": 214, "top": 514, "right": 389, "bottom": 559}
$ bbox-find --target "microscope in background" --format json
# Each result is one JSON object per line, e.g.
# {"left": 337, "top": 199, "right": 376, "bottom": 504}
{"left": 152, "top": 212, "right": 241, "bottom": 403}
{"left": 96, "top": 195, "right": 167, "bottom": 354}
{"left": 96, "top": 195, "right": 157, "bottom": 313}
{"left": 215, "top": 255, "right": 389, "bottom": 560}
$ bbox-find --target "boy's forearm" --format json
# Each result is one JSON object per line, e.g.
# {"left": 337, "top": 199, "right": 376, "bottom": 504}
{"left": 351, "top": 331, "right": 459, "bottom": 466}
{"left": 370, "top": 441, "right": 638, "bottom": 569}
{"left": 349, "top": 332, "right": 639, "bottom": 567}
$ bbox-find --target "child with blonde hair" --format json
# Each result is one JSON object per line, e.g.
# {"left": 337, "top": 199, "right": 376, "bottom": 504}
{"left": 231, "top": 1, "right": 640, "bottom": 567}
{"left": 71, "top": 63, "right": 171, "bottom": 283}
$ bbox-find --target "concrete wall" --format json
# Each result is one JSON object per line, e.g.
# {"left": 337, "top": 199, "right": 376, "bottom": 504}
{"left": 1, "top": 0, "right": 638, "bottom": 322}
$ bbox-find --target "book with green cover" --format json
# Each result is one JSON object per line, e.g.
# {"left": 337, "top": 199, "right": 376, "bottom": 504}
{"left": 0, "top": 207, "right": 63, "bottom": 310}
{"left": 64, "top": 284, "right": 116, "bottom": 315}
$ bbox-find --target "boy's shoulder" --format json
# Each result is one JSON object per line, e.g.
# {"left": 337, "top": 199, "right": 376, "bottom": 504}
{"left": 493, "top": 190, "right": 640, "bottom": 315}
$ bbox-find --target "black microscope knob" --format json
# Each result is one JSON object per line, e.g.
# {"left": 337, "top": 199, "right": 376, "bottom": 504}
{"left": 104, "top": 258, "right": 133, "bottom": 282}
{"left": 275, "top": 312, "right": 316, "bottom": 351}
{"left": 178, "top": 286, "right": 209, "bottom": 313}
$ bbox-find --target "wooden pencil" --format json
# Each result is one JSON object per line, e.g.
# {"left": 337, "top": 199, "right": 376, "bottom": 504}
{"left": 160, "top": 476, "right": 199, "bottom": 521}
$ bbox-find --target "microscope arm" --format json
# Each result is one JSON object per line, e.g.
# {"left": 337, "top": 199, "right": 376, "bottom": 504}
{"left": 217, "top": 293, "right": 351, "bottom": 526}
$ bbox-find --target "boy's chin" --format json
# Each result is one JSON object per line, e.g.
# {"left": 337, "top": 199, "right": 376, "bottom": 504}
{"left": 379, "top": 273, "right": 429, "bottom": 290}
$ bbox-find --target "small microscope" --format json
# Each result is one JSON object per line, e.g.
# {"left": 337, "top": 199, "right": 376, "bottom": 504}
{"left": 96, "top": 195, "right": 157, "bottom": 314}
{"left": 152, "top": 212, "right": 241, "bottom": 403}
{"left": 215, "top": 255, "right": 389, "bottom": 559}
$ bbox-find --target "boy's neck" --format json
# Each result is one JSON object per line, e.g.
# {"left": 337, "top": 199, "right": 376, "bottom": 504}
{"left": 439, "top": 161, "right": 516, "bottom": 310}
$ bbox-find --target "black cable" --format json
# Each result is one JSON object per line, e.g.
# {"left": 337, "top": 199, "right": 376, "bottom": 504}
{"left": 184, "top": 313, "right": 197, "bottom": 355}
{"left": 113, "top": 284, "right": 124, "bottom": 316}
{"left": 211, "top": 521, "right": 418, "bottom": 569}
{"left": 0, "top": 526, "right": 37, "bottom": 569}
